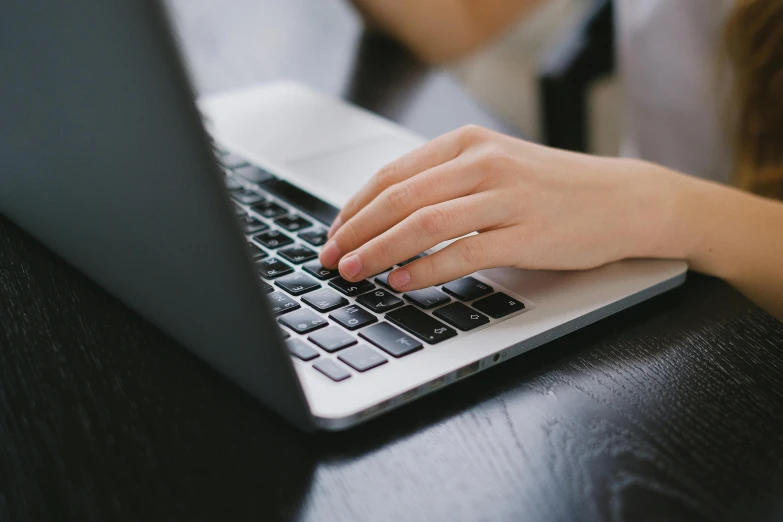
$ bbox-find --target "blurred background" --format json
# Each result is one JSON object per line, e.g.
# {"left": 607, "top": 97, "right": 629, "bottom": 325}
{"left": 167, "top": 0, "right": 620, "bottom": 156}
{"left": 451, "top": 0, "right": 620, "bottom": 156}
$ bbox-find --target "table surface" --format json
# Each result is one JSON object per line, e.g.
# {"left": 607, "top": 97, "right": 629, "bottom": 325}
{"left": 3, "top": 1, "right": 783, "bottom": 521}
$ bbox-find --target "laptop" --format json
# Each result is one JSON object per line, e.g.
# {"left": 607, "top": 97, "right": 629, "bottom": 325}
{"left": 0, "top": 0, "right": 687, "bottom": 431}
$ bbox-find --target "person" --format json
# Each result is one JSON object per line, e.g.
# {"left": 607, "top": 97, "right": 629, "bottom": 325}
{"left": 318, "top": 0, "right": 783, "bottom": 321}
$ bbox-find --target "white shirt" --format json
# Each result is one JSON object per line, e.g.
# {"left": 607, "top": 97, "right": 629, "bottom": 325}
{"left": 616, "top": 0, "right": 732, "bottom": 183}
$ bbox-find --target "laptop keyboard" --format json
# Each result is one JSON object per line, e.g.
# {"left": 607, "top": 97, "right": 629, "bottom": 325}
{"left": 216, "top": 147, "right": 529, "bottom": 383}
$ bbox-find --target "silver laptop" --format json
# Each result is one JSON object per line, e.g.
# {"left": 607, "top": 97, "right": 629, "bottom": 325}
{"left": 0, "top": 0, "right": 686, "bottom": 431}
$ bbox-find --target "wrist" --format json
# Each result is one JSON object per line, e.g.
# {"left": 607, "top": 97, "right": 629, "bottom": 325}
{"left": 652, "top": 166, "right": 754, "bottom": 280}
{"left": 617, "top": 159, "right": 693, "bottom": 262}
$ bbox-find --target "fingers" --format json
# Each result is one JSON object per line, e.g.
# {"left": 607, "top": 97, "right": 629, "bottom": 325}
{"left": 328, "top": 125, "right": 490, "bottom": 238}
{"left": 320, "top": 157, "right": 481, "bottom": 269}
{"left": 335, "top": 193, "right": 507, "bottom": 282}
{"left": 385, "top": 229, "right": 516, "bottom": 292}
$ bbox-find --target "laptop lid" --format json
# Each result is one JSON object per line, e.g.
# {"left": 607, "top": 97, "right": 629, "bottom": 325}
{"left": 0, "top": 0, "right": 312, "bottom": 429}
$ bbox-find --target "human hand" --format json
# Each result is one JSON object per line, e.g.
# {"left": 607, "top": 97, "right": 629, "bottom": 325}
{"left": 318, "top": 125, "right": 684, "bottom": 292}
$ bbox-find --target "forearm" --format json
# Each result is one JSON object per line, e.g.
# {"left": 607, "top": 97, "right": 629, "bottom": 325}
{"left": 347, "top": 0, "right": 542, "bottom": 63}
{"left": 657, "top": 169, "right": 783, "bottom": 321}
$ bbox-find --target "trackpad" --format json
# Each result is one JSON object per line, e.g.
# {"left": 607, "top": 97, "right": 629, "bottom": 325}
{"left": 284, "top": 137, "right": 419, "bottom": 208}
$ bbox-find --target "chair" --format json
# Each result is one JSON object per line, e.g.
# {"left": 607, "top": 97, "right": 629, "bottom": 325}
{"left": 537, "top": 0, "right": 615, "bottom": 153}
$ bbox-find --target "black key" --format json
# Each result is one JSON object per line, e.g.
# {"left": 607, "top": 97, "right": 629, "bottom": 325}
{"left": 274, "top": 272, "right": 320, "bottom": 296}
{"left": 279, "top": 245, "right": 318, "bottom": 264}
{"left": 279, "top": 329, "right": 291, "bottom": 339}
{"left": 374, "top": 272, "right": 396, "bottom": 291}
{"left": 275, "top": 215, "right": 313, "bottom": 232}
{"left": 298, "top": 229, "right": 329, "bottom": 246}
{"left": 308, "top": 327, "right": 358, "bottom": 353}
{"left": 357, "top": 289, "right": 404, "bottom": 313}
{"left": 359, "top": 323, "right": 422, "bottom": 358}
{"left": 247, "top": 242, "right": 268, "bottom": 261}
{"left": 233, "top": 165, "right": 274, "bottom": 183}
{"left": 250, "top": 201, "right": 287, "bottom": 219}
{"left": 287, "top": 339, "right": 319, "bottom": 361}
{"left": 404, "top": 287, "right": 451, "bottom": 310}
{"left": 267, "top": 291, "right": 301, "bottom": 315}
{"left": 386, "top": 306, "right": 457, "bottom": 344}
{"left": 472, "top": 292, "right": 526, "bottom": 319}
{"left": 313, "top": 359, "right": 351, "bottom": 382}
{"left": 219, "top": 152, "right": 248, "bottom": 170}
{"left": 230, "top": 187, "right": 264, "bottom": 205}
{"left": 442, "top": 276, "right": 494, "bottom": 302}
{"left": 302, "top": 260, "right": 339, "bottom": 280}
{"left": 256, "top": 258, "right": 293, "bottom": 279}
{"left": 253, "top": 230, "right": 293, "bottom": 249}
{"left": 238, "top": 215, "right": 269, "bottom": 234}
{"left": 399, "top": 253, "right": 427, "bottom": 266}
{"left": 338, "top": 345, "right": 388, "bottom": 372}
{"left": 433, "top": 303, "right": 490, "bottom": 331}
{"left": 252, "top": 250, "right": 270, "bottom": 262}
{"left": 278, "top": 308, "right": 329, "bottom": 334}
{"left": 226, "top": 176, "right": 243, "bottom": 191}
{"left": 261, "top": 281, "right": 274, "bottom": 294}
{"left": 329, "top": 305, "right": 378, "bottom": 330}
{"left": 329, "top": 277, "right": 375, "bottom": 297}
{"left": 258, "top": 177, "right": 340, "bottom": 227}
{"left": 301, "top": 288, "right": 348, "bottom": 313}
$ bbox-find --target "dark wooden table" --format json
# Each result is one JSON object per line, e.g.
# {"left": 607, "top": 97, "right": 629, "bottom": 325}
{"left": 3, "top": 1, "right": 783, "bottom": 521}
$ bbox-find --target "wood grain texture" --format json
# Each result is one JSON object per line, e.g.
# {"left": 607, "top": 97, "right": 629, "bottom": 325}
{"left": 3, "top": 0, "right": 783, "bottom": 521}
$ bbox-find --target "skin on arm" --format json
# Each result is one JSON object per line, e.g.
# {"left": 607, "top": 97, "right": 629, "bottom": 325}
{"left": 319, "top": 126, "right": 783, "bottom": 322}
{"left": 347, "top": 0, "right": 543, "bottom": 63}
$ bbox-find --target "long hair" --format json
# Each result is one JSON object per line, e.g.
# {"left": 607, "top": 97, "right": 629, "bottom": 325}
{"left": 724, "top": 0, "right": 783, "bottom": 198}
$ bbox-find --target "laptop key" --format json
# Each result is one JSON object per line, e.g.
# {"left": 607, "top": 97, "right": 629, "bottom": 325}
{"left": 286, "top": 339, "right": 319, "bottom": 361}
{"left": 230, "top": 187, "right": 264, "bottom": 205}
{"left": 329, "top": 305, "right": 378, "bottom": 330}
{"left": 472, "top": 292, "right": 525, "bottom": 319}
{"left": 359, "top": 322, "right": 422, "bottom": 358}
{"left": 298, "top": 229, "right": 329, "bottom": 247}
{"left": 250, "top": 201, "right": 287, "bottom": 219}
{"left": 247, "top": 242, "right": 268, "bottom": 261}
{"left": 267, "top": 291, "right": 301, "bottom": 315}
{"left": 403, "top": 287, "right": 451, "bottom": 309}
{"left": 253, "top": 230, "right": 293, "bottom": 249}
{"left": 308, "top": 327, "right": 358, "bottom": 353}
{"left": 279, "top": 329, "right": 291, "bottom": 339}
{"left": 275, "top": 215, "right": 313, "bottom": 232}
{"left": 261, "top": 281, "right": 274, "bottom": 294}
{"left": 433, "top": 302, "right": 490, "bottom": 331}
{"left": 234, "top": 165, "right": 275, "bottom": 183}
{"left": 329, "top": 277, "right": 375, "bottom": 297}
{"left": 256, "top": 258, "right": 293, "bottom": 279}
{"left": 226, "top": 176, "right": 243, "bottom": 191}
{"left": 279, "top": 245, "right": 318, "bottom": 264}
{"left": 274, "top": 272, "right": 320, "bottom": 296}
{"left": 386, "top": 306, "right": 457, "bottom": 344}
{"left": 399, "top": 253, "right": 427, "bottom": 266}
{"left": 357, "top": 289, "right": 404, "bottom": 313}
{"left": 219, "top": 152, "right": 248, "bottom": 170}
{"left": 338, "top": 345, "right": 388, "bottom": 372}
{"left": 302, "top": 260, "right": 340, "bottom": 280}
{"left": 313, "top": 359, "right": 351, "bottom": 382}
{"left": 278, "top": 308, "right": 329, "bottom": 334}
{"left": 442, "top": 276, "right": 494, "bottom": 302}
{"left": 301, "top": 288, "right": 348, "bottom": 313}
{"left": 374, "top": 271, "right": 396, "bottom": 291}
{"left": 238, "top": 215, "right": 269, "bottom": 234}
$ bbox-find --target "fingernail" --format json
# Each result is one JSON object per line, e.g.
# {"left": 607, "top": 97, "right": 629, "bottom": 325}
{"left": 388, "top": 269, "right": 410, "bottom": 290}
{"left": 339, "top": 253, "right": 362, "bottom": 280}
{"left": 320, "top": 241, "right": 341, "bottom": 267}
{"left": 328, "top": 216, "right": 343, "bottom": 238}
